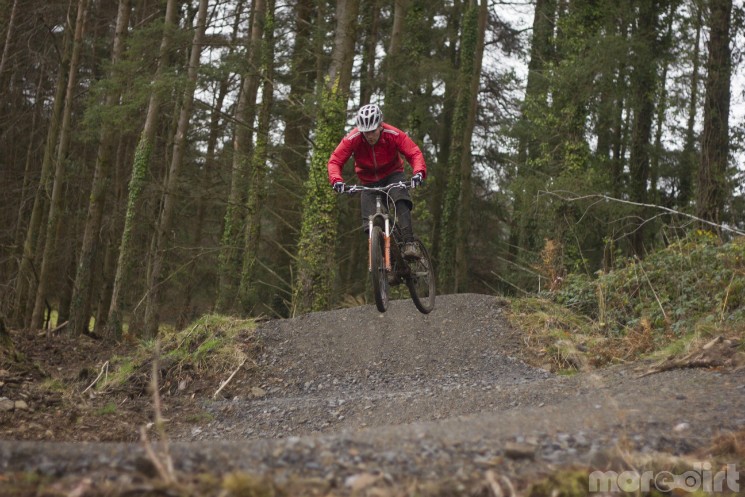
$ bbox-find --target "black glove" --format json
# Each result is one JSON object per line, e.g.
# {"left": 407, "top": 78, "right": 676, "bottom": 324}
{"left": 332, "top": 181, "right": 346, "bottom": 193}
{"left": 411, "top": 173, "right": 423, "bottom": 188}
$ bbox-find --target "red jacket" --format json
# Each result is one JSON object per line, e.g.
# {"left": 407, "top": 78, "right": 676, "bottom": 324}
{"left": 327, "top": 123, "right": 427, "bottom": 185}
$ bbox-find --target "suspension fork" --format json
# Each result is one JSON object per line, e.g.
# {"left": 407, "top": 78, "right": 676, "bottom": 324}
{"left": 368, "top": 196, "right": 392, "bottom": 272}
{"left": 368, "top": 218, "right": 392, "bottom": 272}
{"left": 384, "top": 218, "right": 391, "bottom": 271}
{"left": 368, "top": 218, "right": 373, "bottom": 272}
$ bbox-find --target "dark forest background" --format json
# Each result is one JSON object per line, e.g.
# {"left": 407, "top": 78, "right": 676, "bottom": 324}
{"left": 1, "top": 0, "right": 744, "bottom": 338}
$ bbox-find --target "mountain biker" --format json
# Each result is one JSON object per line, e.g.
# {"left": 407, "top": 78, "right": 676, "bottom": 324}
{"left": 327, "top": 103, "right": 427, "bottom": 259}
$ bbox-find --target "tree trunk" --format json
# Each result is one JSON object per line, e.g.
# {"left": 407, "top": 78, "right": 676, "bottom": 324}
{"left": 293, "top": 0, "right": 359, "bottom": 314}
{"left": 679, "top": 3, "right": 702, "bottom": 207}
{"left": 650, "top": 1, "right": 676, "bottom": 206}
{"left": 454, "top": 0, "right": 487, "bottom": 291}
{"left": 107, "top": 0, "right": 178, "bottom": 338}
{"left": 431, "top": 0, "right": 462, "bottom": 258}
{"left": 180, "top": 0, "right": 245, "bottom": 324}
{"left": 0, "top": 0, "right": 19, "bottom": 89}
{"left": 383, "top": 0, "right": 407, "bottom": 122}
{"left": 239, "top": 0, "right": 276, "bottom": 314}
{"left": 516, "top": 0, "right": 555, "bottom": 165}
{"left": 216, "top": 0, "right": 265, "bottom": 313}
{"left": 68, "top": 0, "right": 131, "bottom": 336}
{"left": 94, "top": 136, "right": 131, "bottom": 335}
{"left": 359, "top": 0, "right": 380, "bottom": 106}
{"left": 594, "top": 5, "right": 624, "bottom": 165}
{"left": 437, "top": 0, "right": 482, "bottom": 293}
{"left": 12, "top": 24, "right": 71, "bottom": 328}
{"left": 611, "top": 33, "right": 630, "bottom": 200}
{"left": 627, "top": 0, "right": 660, "bottom": 255}
{"left": 31, "top": 0, "right": 89, "bottom": 329}
{"left": 269, "top": 0, "right": 317, "bottom": 315}
{"left": 10, "top": 68, "right": 45, "bottom": 299}
{"left": 697, "top": 0, "right": 732, "bottom": 226}
{"left": 142, "top": 0, "right": 208, "bottom": 337}
{"left": 327, "top": 0, "right": 359, "bottom": 98}
{"left": 507, "top": 0, "right": 556, "bottom": 261}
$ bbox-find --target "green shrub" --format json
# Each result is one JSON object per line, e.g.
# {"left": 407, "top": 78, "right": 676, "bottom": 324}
{"left": 98, "top": 315, "right": 257, "bottom": 391}
{"left": 555, "top": 232, "right": 745, "bottom": 337}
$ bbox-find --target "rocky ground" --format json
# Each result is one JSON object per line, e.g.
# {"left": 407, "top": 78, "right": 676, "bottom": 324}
{"left": 1, "top": 293, "right": 744, "bottom": 496}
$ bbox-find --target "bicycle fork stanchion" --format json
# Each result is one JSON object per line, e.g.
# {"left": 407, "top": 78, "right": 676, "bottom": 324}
{"left": 384, "top": 218, "right": 392, "bottom": 271}
{"left": 368, "top": 220, "right": 373, "bottom": 272}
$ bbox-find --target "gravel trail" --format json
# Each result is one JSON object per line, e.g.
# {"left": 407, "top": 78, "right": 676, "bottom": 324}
{"left": 2, "top": 294, "right": 744, "bottom": 493}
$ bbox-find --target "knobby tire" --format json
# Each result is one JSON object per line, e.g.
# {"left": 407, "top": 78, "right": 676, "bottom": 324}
{"left": 406, "top": 239, "right": 435, "bottom": 314}
{"left": 370, "top": 226, "right": 389, "bottom": 312}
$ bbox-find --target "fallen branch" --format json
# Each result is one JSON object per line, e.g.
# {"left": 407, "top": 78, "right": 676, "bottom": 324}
{"left": 500, "top": 475, "right": 516, "bottom": 497}
{"left": 635, "top": 256, "right": 668, "bottom": 321}
{"left": 638, "top": 336, "right": 744, "bottom": 377}
{"left": 42, "top": 320, "right": 68, "bottom": 338}
{"left": 213, "top": 358, "right": 247, "bottom": 399}
{"left": 140, "top": 426, "right": 176, "bottom": 484}
{"left": 82, "top": 360, "right": 109, "bottom": 394}
{"left": 485, "top": 470, "right": 503, "bottom": 497}
{"left": 139, "top": 340, "right": 177, "bottom": 484}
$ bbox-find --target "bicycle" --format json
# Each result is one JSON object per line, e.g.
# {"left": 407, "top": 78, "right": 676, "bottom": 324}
{"left": 342, "top": 181, "right": 436, "bottom": 314}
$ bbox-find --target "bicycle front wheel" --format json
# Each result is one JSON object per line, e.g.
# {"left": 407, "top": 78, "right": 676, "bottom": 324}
{"left": 370, "top": 226, "right": 389, "bottom": 312}
{"left": 405, "top": 239, "right": 436, "bottom": 314}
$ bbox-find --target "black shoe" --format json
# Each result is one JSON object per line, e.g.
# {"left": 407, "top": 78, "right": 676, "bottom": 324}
{"left": 402, "top": 242, "right": 421, "bottom": 260}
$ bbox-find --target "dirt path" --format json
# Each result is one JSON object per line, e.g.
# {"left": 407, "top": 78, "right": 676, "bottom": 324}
{"left": 2, "top": 294, "right": 744, "bottom": 494}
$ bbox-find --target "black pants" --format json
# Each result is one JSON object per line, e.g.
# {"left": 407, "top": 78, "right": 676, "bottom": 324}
{"left": 360, "top": 172, "right": 415, "bottom": 242}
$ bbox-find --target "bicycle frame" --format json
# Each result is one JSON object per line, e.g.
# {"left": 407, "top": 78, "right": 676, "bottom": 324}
{"left": 341, "top": 180, "right": 435, "bottom": 314}
{"left": 345, "top": 182, "right": 409, "bottom": 274}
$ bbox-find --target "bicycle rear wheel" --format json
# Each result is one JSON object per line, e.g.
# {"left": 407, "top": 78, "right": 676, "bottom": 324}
{"left": 405, "top": 239, "right": 435, "bottom": 314}
{"left": 370, "top": 226, "right": 389, "bottom": 312}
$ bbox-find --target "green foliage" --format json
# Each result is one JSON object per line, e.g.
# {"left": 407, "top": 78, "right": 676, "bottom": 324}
{"left": 160, "top": 314, "right": 255, "bottom": 373}
{"left": 555, "top": 232, "right": 745, "bottom": 336}
{"left": 127, "top": 135, "right": 151, "bottom": 218}
{"left": 221, "top": 472, "right": 277, "bottom": 497}
{"left": 217, "top": 179, "right": 248, "bottom": 313}
{"left": 100, "top": 314, "right": 256, "bottom": 390}
{"left": 527, "top": 469, "right": 589, "bottom": 497}
{"left": 81, "top": 12, "right": 192, "bottom": 142}
{"left": 293, "top": 79, "right": 346, "bottom": 314}
{"left": 41, "top": 378, "right": 65, "bottom": 392}
{"left": 104, "top": 356, "right": 137, "bottom": 389}
{"left": 508, "top": 296, "right": 601, "bottom": 372}
{"left": 510, "top": 297, "right": 598, "bottom": 336}
{"left": 95, "top": 402, "right": 118, "bottom": 416}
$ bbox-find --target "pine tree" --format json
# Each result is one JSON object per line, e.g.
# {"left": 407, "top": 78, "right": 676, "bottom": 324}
{"left": 107, "top": 0, "right": 179, "bottom": 338}
{"left": 293, "top": 0, "right": 359, "bottom": 314}
{"left": 142, "top": 0, "right": 209, "bottom": 337}
{"left": 238, "top": 0, "right": 276, "bottom": 313}
{"left": 30, "top": 0, "right": 89, "bottom": 329}
{"left": 697, "top": 0, "right": 733, "bottom": 227}
{"left": 437, "top": 0, "right": 484, "bottom": 293}
{"left": 68, "top": 0, "right": 131, "bottom": 336}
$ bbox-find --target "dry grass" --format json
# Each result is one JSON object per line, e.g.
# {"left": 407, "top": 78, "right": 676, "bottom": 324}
{"left": 507, "top": 295, "right": 745, "bottom": 376}
{"left": 699, "top": 428, "right": 745, "bottom": 459}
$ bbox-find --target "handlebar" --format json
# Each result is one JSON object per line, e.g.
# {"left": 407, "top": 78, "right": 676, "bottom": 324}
{"left": 340, "top": 181, "right": 412, "bottom": 195}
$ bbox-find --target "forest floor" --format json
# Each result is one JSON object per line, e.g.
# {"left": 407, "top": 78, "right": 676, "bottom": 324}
{"left": 1, "top": 293, "right": 744, "bottom": 496}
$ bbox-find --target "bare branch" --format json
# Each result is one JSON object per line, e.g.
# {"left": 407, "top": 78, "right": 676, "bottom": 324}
{"left": 540, "top": 191, "right": 745, "bottom": 237}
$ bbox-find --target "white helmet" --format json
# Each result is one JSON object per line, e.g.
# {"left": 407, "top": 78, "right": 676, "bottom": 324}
{"left": 356, "top": 104, "right": 383, "bottom": 132}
